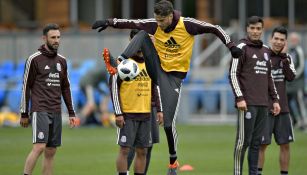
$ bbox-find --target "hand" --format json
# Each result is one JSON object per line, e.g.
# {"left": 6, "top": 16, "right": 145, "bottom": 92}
{"left": 271, "top": 102, "right": 281, "bottom": 116}
{"left": 20, "top": 117, "right": 29, "bottom": 128}
{"left": 281, "top": 41, "right": 288, "bottom": 53}
{"left": 236, "top": 100, "right": 247, "bottom": 111}
{"left": 115, "top": 115, "right": 125, "bottom": 128}
{"left": 116, "top": 58, "right": 121, "bottom": 64}
{"left": 69, "top": 117, "right": 79, "bottom": 128}
{"left": 92, "top": 20, "right": 110, "bottom": 32}
{"left": 149, "top": 34, "right": 155, "bottom": 43}
{"left": 230, "top": 46, "right": 243, "bottom": 58}
{"left": 156, "top": 112, "right": 163, "bottom": 125}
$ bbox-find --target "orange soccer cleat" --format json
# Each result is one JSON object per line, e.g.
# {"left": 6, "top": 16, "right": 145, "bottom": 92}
{"left": 167, "top": 161, "right": 179, "bottom": 175}
{"left": 103, "top": 48, "right": 117, "bottom": 75}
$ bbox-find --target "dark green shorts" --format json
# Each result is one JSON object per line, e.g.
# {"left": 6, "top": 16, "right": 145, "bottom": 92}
{"left": 117, "top": 117, "right": 152, "bottom": 148}
{"left": 261, "top": 113, "right": 294, "bottom": 145}
{"left": 31, "top": 112, "right": 62, "bottom": 147}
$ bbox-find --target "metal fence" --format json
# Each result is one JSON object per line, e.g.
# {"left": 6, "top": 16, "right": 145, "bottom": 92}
{"left": 177, "top": 83, "right": 237, "bottom": 124}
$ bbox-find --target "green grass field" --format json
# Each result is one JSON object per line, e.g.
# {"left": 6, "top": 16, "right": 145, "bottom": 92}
{"left": 1, "top": 124, "right": 306, "bottom": 175}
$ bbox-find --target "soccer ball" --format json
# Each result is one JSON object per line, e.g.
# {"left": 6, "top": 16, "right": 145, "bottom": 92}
{"left": 117, "top": 59, "right": 140, "bottom": 81}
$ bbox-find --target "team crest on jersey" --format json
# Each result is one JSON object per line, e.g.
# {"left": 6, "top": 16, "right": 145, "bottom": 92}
{"left": 38, "top": 132, "right": 44, "bottom": 139}
{"left": 56, "top": 63, "right": 61, "bottom": 71}
{"left": 264, "top": 53, "right": 269, "bottom": 61}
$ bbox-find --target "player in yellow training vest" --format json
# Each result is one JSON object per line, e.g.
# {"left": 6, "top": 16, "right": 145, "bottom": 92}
{"left": 93, "top": 1, "right": 243, "bottom": 174}
{"left": 108, "top": 29, "right": 163, "bottom": 175}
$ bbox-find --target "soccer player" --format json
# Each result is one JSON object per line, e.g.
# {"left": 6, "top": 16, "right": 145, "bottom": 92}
{"left": 92, "top": 1, "right": 242, "bottom": 173}
{"left": 257, "top": 26, "right": 296, "bottom": 175}
{"left": 108, "top": 29, "right": 163, "bottom": 175}
{"left": 228, "top": 16, "right": 281, "bottom": 175}
{"left": 19, "top": 23, "right": 78, "bottom": 175}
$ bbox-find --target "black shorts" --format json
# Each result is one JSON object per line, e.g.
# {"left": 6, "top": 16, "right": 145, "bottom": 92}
{"left": 117, "top": 117, "right": 152, "bottom": 148}
{"left": 31, "top": 112, "right": 62, "bottom": 147}
{"left": 261, "top": 113, "right": 294, "bottom": 145}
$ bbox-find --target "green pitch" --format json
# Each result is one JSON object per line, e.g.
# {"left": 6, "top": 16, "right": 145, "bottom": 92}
{"left": 0, "top": 124, "right": 306, "bottom": 174}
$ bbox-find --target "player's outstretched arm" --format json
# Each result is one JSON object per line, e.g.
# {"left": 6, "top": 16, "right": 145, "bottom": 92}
{"left": 183, "top": 18, "right": 243, "bottom": 58}
{"left": 230, "top": 46, "right": 243, "bottom": 58}
{"left": 92, "top": 18, "right": 157, "bottom": 34}
{"left": 92, "top": 20, "right": 110, "bottom": 32}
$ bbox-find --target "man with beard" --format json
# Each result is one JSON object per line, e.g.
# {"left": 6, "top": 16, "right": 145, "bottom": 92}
{"left": 20, "top": 23, "right": 78, "bottom": 175}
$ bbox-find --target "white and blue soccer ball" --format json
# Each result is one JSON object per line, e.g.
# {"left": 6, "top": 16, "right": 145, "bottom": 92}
{"left": 117, "top": 59, "right": 140, "bottom": 81}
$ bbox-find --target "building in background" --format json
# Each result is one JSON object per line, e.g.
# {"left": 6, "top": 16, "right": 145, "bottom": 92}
{"left": 1, "top": 0, "right": 307, "bottom": 31}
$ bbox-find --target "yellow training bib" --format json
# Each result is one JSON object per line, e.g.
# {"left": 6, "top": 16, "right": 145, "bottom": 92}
{"left": 120, "top": 60, "right": 152, "bottom": 113}
{"left": 154, "top": 17, "right": 194, "bottom": 72}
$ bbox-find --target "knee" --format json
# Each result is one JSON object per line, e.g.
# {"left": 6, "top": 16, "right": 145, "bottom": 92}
{"left": 138, "top": 30, "right": 148, "bottom": 36}
{"left": 44, "top": 147, "right": 57, "bottom": 158}
{"left": 249, "top": 141, "right": 261, "bottom": 150}
{"left": 260, "top": 144, "right": 268, "bottom": 150}
{"left": 164, "top": 125, "right": 172, "bottom": 131}
{"left": 240, "top": 138, "right": 250, "bottom": 147}
{"left": 120, "top": 146, "right": 130, "bottom": 157}
{"left": 248, "top": 138, "right": 261, "bottom": 148}
{"left": 138, "top": 30, "right": 152, "bottom": 40}
{"left": 164, "top": 122, "right": 176, "bottom": 131}
{"left": 136, "top": 148, "right": 147, "bottom": 158}
{"left": 32, "top": 143, "right": 46, "bottom": 155}
{"left": 280, "top": 144, "right": 290, "bottom": 152}
{"left": 259, "top": 144, "right": 268, "bottom": 153}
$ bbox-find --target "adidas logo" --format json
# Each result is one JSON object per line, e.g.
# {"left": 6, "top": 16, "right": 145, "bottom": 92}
{"left": 45, "top": 65, "right": 50, "bottom": 69}
{"left": 252, "top": 54, "right": 258, "bottom": 59}
{"left": 138, "top": 69, "right": 148, "bottom": 77}
{"left": 134, "top": 69, "right": 150, "bottom": 81}
{"left": 164, "top": 37, "right": 180, "bottom": 48}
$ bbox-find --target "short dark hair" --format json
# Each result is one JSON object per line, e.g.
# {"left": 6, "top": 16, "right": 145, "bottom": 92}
{"left": 43, "top": 23, "right": 60, "bottom": 36}
{"left": 130, "top": 29, "right": 140, "bottom": 39}
{"left": 154, "top": 0, "right": 174, "bottom": 16}
{"left": 246, "top": 16, "right": 264, "bottom": 27}
{"left": 271, "top": 26, "right": 288, "bottom": 39}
